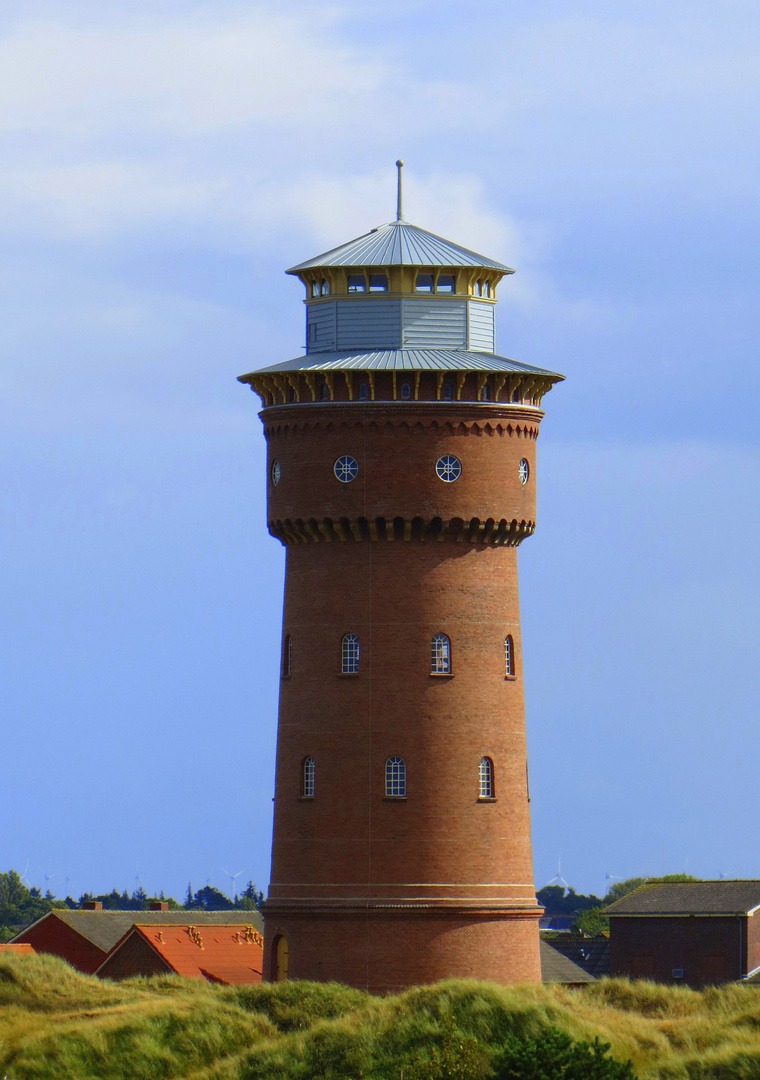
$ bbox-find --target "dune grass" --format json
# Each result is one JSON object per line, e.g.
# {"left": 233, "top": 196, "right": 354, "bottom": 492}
{"left": 2, "top": 952, "right": 760, "bottom": 1078}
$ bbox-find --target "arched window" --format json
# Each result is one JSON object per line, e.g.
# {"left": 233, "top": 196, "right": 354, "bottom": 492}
{"left": 321, "top": 383, "right": 330, "bottom": 401}
{"left": 320, "top": 280, "right": 330, "bottom": 296}
{"left": 401, "top": 381, "right": 411, "bottom": 400}
{"left": 505, "top": 635, "right": 515, "bottom": 678}
{"left": 282, "top": 635, "right": 292, "bottom": 678}
{"left": 479, "top": 757, "right": 494, "bottom": 799}
{"left": 341, "top": 633, "right": 360, "bottom": 674}
{"left": 385, "top": 757, "right": 406, "bottom": 797}
{"left": 431, "top": 633, "right": 451, "bottom": 674}
{"left": 415, "top": 274, "right": 434, "bottom": 292}
{"left": 442, "top": 381, "right": 453, "bottom": 402}
{"left": 358, "top": 382, "right": 369, "bottom": 400}
{"left": 311, "top": 282, "right": 320, "bottom": 298}
{"left": 480, "top": 383, "right": 490, "bottom": 401}
{"left": 482, "top": 281, "right": 491, "bottom": 298}
{"left": 369, "top": 274, "right": 388, "bottom": 292}
{"left": 303, "top": 756, "right": 315, "bottom": 798}
{"left": 347, "top": 274, "right": 366, "bottom": 293}
{"left": 437, "top": 274, "right": 455, "bottom": 293}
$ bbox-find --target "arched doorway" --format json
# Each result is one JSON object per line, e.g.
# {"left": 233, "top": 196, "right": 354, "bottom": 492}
{"left": 274, "top": 935, "right": 289, "bottom": 982}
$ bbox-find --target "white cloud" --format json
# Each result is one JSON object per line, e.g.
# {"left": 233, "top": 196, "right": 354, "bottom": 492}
{"left": 0, "top": 13, "right": 387, "bottom": 134}
{"left": 1, "top": 1, "right": 755, "bottom": 360}
{"left": 0, "top": 158, "right": 530, "bottom": 272}
{"left": 0, "top": 9, "right": 482, "bottom": 138}
{"left": 0, "top": 7, "right": 510, "bottom": 254}
{"left": 0, "top": 160, "right": 218, "bottom": 238}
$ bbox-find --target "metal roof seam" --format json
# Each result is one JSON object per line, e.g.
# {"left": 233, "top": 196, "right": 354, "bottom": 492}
{"left": 240, "top": 348, "right": 562, "bottom": 378}
{"left": 286, "top": 221, "right": 514, "bottom": 274}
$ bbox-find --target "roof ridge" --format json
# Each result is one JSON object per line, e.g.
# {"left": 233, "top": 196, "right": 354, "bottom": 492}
{"left": 637, "top": 880, "right": 758, "bottom": 886}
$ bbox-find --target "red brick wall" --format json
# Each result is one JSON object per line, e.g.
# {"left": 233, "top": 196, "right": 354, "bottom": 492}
{"left": 98, "top": 933, "right": 172, "bottom": 980}
{"left": 263, "top": 910, "right": 542, "bottom": 993}
{"left": 610, "top": 916, "right": 745, "bottom": 987}
{"left": 259, "top": 399, "right": 544, "bottom": 989}
{"left": 14, "top": 915, "right": 105, "bottom": 974}
{"left": 264, "top": 402, "right": 539, "bottom": 530}
{"left": 745, "top": 912, "right": 760, "bottom": 975}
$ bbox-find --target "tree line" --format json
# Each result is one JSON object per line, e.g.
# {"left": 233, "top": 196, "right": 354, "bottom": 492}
{"left": 2, "top": 867, "right": 698, "bottom": 942}
{"left": 0, "top": 869, "right": 264, "bottom": 942}
{"left": 537, "top": 874, "right": 699, "bottom": 936}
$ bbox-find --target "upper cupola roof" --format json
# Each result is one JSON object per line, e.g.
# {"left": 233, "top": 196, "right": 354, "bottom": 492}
{"left": 286, "top": 219, "right": 515, "bottom": 276}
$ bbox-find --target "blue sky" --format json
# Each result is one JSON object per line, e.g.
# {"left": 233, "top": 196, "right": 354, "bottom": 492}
{"left": 2, "top": 0, "right": 759, "bottom": 903}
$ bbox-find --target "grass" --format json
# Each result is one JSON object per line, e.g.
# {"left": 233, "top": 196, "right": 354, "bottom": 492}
{"left": 2, "top": 952, "right": 760, "bottom": 1078}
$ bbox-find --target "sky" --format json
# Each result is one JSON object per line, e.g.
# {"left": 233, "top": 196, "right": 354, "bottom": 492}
{"left": 2, "top": 0, "right": 759, "bottom": 904}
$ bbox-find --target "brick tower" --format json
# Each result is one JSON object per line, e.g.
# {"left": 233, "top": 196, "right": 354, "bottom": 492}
{"left": 239, "top": 164, "right": 563, "bottom": 992}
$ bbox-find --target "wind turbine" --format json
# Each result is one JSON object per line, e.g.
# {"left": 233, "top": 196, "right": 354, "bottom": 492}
{"left": 542, "top": 859, "right": 570, "bottom": 892}
{"left": 43, "top": 871, "right": 57, "bottom": 897}
{"left": 222, "top": 868, "right": 244, "bottom": 899}
{"left": 19, "top": 860, "right": 31, "bottom": 888}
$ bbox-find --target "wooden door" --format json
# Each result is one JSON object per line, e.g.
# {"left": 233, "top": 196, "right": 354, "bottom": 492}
{"left": 275, "top": 935, "right": 289, "bottom": 982}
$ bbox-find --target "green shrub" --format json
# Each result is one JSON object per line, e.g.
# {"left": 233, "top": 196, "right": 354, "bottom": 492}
{"left": 233, "top": 979, "right": 371, "bottom": 1032}
{"left": 10, "top": 953, "right": 760, "bottom": 1080}
{"left": 402, "top": 1013, "right": 489, "bottom": 1080}
{"left": 572, "top": 907, "right": 610, "bottom": 936}
{"left": 491, "top": 1026, "right": 635, "bottom": 1080}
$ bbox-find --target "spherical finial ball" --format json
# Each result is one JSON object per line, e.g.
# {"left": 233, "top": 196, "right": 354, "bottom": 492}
{"left": 396, "top": 159, "right": 404, "bottom": 167}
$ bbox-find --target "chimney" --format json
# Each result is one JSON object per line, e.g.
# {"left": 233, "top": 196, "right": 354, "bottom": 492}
{"left": 149, "top": 901, "right": 169, "bottom": 911}
{"left": 82, "top": 901, "right": 102, "bottom": 910}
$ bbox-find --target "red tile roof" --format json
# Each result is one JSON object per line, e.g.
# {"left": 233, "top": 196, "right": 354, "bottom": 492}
{"left": 13, "top": 909, "right": 263, "bottom": 954}
{"left": 109, "top": 923, "right": 263, "bottom": 985}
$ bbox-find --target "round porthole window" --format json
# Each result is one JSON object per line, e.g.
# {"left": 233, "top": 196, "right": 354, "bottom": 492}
{"left": 334, "top": 455, "right": 359, "bottom": 483}
{"left": 271, "top": 460, "right": 281, "bottom": 486}
{"left": 436, "top": 455, "right": 462, "bottom": 482}
{"left": 518, "top": 459, "right": 529, "bottom": 484}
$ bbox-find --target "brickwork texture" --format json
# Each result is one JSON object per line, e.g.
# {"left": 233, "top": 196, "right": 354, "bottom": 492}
{"left": 259, "top": 400, "right": 545, "bottom": 991}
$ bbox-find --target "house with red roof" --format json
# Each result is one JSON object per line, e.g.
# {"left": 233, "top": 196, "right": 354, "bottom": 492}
{"left": 96, "top": 922, "right": 263, "bottom": 984}
{"left": 11, "top": 903, "right": 263, "bottom": 975}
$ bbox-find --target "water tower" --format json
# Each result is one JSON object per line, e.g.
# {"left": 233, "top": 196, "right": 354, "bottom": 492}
{"left": 239, "top": 164, "right": 563, "bottom": 991}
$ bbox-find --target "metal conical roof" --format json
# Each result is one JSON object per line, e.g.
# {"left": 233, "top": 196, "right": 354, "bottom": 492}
{"left": 241, "top": 348, "right": 561, "bottom": 378}
{"left": 286, "top": 220, "right": 514, "bottom": 275}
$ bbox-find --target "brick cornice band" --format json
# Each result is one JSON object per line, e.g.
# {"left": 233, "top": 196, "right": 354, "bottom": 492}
{"left": 268, "top": 514, "right": 535, "bottom": 547}
{"left": 262, "top": 401, "right": 543, "bottom": 440}
{"left": 263, "top": 901, "right": 543, "bottom": 918}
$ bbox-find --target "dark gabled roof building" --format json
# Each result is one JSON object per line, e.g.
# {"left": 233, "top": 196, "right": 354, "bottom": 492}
{"left": 539, "top": 939, "right": 595, "bottom": 985}
{"left": 11, "top": 908, "right": 264, "bottom": 975}
{"left": 607, "top": 880, "right": 760, "bottom": 988}
{"left": 544, "top": 934, "right": 609, "bottom": 979}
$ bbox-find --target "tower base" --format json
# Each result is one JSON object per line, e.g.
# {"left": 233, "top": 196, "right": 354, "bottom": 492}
{"left": 262, "top": 906, "right": 542, "bottom": 993}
